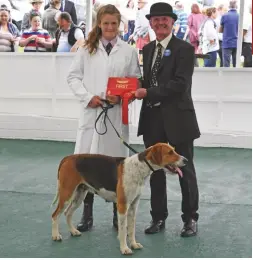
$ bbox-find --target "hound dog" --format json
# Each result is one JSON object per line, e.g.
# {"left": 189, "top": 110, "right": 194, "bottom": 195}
{"left": 51, "top": 143, "right": 186, "bottom": 255}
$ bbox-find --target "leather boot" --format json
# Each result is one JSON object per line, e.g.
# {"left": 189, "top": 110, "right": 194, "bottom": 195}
{"left": 113, "top": 202, "right": 118, "bottom": 230}
{"left": 76, "top": 202, "right": 93, "bottom": 232}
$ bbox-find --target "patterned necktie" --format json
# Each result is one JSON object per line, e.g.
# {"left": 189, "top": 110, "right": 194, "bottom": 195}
{"left": 105, "top": 42, "right": 112, "bottom": 55}
{"left": 150, "top": 43, "right": 162, "bottom": 88}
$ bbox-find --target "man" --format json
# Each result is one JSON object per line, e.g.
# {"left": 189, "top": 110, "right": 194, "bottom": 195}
{"left": 242, "top": 3, "right": 252, "bottom": 67}
{"left": 215, "top": 4, "right": 227, "bottom": 67}
{"left": 21, "top": 0, "right": 43, "bottom": 33}
{"left": 135, "top": 2, "right": 200, "bottom": 237}
{"left": 53, "top": 12, "right": 84, "bottom": 52}
{"left": 42, "top": 0, "right": 61, "bottom": 38}
{"left": 44, "top": 0, "right": 77, "bottom": 25}
{"left": 173, "top": 1, "right": 188, "bottom": 40}
{"left": 219, "top": 0, "right": 239, "bottom": 67}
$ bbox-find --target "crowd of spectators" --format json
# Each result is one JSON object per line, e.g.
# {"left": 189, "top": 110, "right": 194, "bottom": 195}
{"left": 0, "top": 0, "right": 251, "bottom": 67}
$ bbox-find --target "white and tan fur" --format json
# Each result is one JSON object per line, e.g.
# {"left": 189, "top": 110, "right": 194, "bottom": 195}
{"left": 51, "top": 143, "right": 185, "bottom": 255}
{"left": 117, "top": 154, "right": 163, "bottom": 254}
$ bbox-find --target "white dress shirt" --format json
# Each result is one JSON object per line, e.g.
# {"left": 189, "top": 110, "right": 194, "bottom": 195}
{"left": 152, "top": 33, "right": 172, "bottom": 68}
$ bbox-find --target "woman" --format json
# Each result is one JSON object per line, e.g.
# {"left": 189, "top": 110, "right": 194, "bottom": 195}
{"left": 19, "top": 11, "right": 52, "bottom": 52}
{"left": 67, "top": 4, "right": 141, "bottom": 232}
{"left": 199, "top": 7, "right": 219, "bottom": 67}
{"left": 0, "top": 4, "right": 20, "bottom": 52}
{"left": 184, "top": 4, "right": 205, "bottom": 53}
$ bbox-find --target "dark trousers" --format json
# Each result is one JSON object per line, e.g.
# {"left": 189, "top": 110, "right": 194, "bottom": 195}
{"left": 84, "top": 192, "right": 94, "bottom": 203}
{"left": 242, "top": 42, "right": 252, "bottom": 68}
{"left": 204, "top": 51, "right": 217, "bottom": 67}
{"left": 142, "top": 106, "right": 199, "bottom": 223}
{"left": 223, "top": 47, "right": 237, "bottom": 67}
{"left": 218, "top": 41, "right": 223, "bottom": 67}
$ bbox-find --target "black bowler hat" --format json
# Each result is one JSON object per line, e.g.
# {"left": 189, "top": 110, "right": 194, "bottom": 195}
{"left": 146, "top": 2, "right": 177, "bottom": 21}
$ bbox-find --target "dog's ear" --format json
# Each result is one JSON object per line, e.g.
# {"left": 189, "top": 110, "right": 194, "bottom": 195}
{"left": 146, "top": 145, "right": 163, "bottom": 165}
{"left": 138, "top": 146, "right": 153, "bottom": 162}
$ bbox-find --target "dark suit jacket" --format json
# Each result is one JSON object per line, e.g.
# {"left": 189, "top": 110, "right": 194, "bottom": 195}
{"left": 137, "top": 35, "right": 201, "bottom": 145}
{"left": 44, "top": 0, "right": 77, "bottom": 25}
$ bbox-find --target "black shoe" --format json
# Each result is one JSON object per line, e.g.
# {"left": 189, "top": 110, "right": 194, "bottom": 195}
{"left": 76, "top": 203, "right": 93, "bottom": 232}
{"left": 145, "top": 220, "right": 165, "bottom": 234}
{"left": 113, "top": 203, "right": 118, "bottom": 230}
{"left": 180, "top": 219, "right": 197, "bottom": 237}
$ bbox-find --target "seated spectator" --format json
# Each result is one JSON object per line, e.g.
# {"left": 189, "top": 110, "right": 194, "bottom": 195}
{"left": 0, "top": 4, "right": 20, "bottom": 52}
{"left": 53, "top": 12, "right": 84, "bottom": 52}
{"left": 21, "top": 0, "right": 43, "bottom": 33}
{"left": 19, "top": 11, "right": 52, "bottom": 52}
{"left": 42, "top": 0, "right": 61, "bottom": 38}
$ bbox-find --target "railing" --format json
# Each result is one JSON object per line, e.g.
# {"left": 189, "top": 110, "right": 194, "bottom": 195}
{"left": 0, "top": 53, "right": 252, "bottom": 148}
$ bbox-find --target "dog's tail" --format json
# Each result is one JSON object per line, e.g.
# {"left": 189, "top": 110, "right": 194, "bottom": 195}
{"left": 51, "top": 180, "right": 59, "bottom": 207}
{"left": 51, "top": 157, "right": 67, "bottom": 207}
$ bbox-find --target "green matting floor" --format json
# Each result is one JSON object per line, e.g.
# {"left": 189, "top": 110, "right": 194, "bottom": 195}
{"left": 0, "top": 139, "right": 251, "bottom": 258}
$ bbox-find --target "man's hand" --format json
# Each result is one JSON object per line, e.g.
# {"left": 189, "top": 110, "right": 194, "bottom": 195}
{"left": 106, "top": 95, "right": 121, "bottom": 105}
{"left": 29, "top": 35, "right": 37, "bottom": 41}
{"left": 134, "top": 88, "right": 147, "bottom": 100}
{"left": 88, "top": 96, "right": 103, "bottom": 108}
{"left": 36, "top": 37, "right": 45, "bottom": 44}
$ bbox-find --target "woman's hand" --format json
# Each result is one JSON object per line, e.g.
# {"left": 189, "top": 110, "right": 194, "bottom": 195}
{"left": 10, "top": 36, "right": 17, "bottom": 43}
{"left": 106, "top": 95, "right": 121, "bottom": 105}
{"left": 88, "top": 96, "right": 103, "bottom": 108}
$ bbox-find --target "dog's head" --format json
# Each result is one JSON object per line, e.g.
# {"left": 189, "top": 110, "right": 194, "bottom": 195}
{"left": 141, "top": 143, "right": 187, "bottom": 177}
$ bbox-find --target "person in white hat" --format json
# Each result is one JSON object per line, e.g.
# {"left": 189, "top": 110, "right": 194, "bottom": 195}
{"left": 21, "top": 0, "right": 43, "bottom": 32}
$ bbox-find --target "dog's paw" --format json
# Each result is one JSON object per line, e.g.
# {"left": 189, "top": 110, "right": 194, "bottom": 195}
{"left": 131, "top": 242, "right": 143, "bottom": 250}
{"left": 120, "top": 247, "right": 133, "bottom": 255}
{"left": 70, "top": 229, "right": 82, "bottom": 237}
{"left": 52, "top": 233, "right": 62, "bottom": 241}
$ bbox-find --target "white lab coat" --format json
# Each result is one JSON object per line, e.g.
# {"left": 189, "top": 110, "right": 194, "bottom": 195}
{"left": 67, "top": 38, "right": 142, "bottom": 157}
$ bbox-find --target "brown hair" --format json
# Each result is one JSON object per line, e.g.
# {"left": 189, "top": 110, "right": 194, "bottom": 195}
{"left": 84, "top": 4, "right": 121, "bottom": 54}
{"left": 29, "top": 10, "right": 41, "bottom": 21}
{"left": 50, "top": 0, "right": 61, "bottom": 8}
{"left": 206, "top": 7, "right": 216, "bottom": 17}
{"left": 191, "top": 4, "right": 201, "bottom": 14}
{"left": 0, "top": 4, "right": 10, "bottom": 12}
{"left": 58, "top": 12, "right": 72, "bottom": 23}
